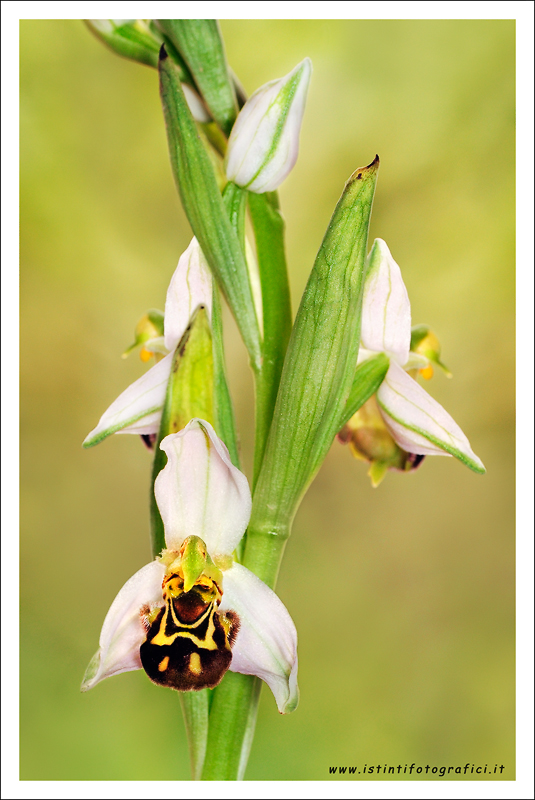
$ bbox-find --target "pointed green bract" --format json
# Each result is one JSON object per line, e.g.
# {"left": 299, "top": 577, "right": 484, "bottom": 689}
{"left": 159, "top": 49, "right": 261, "bottom": 369}
{"left": 339, "top": 353, "right": 390, "bottom": 429}
{"left": 247, "top": 158, "right": 380, "bottom": 564}
{"left": 156, "top": 20, "right": 238, "bottom": 137}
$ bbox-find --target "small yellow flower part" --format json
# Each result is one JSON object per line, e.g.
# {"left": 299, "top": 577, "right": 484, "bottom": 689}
{"left": 122, "top": 309, "right": 165, "bottom": 359}
{"left": 410, "top": 324, "right": 451, "bottom": 378}
{"left": 139, "top": 346, "right": 153, "bottom": 363}
{"left": 419, "top": 364, "right": 434, "bottom": 380}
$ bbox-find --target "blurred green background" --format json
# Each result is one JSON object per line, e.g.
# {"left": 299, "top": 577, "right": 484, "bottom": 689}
{"left": 20, "top": 20, "right": 514, "bottom": 781}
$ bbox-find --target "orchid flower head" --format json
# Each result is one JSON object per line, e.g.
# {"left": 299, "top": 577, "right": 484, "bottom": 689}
{"left": 81, "top": 419, "right": 299, "bottom": 713}
{"left": 341, "top": 239, "right": 485, "bottom": 482}
{"left": 83, "top": 238, "right": 212, "bottom": 448}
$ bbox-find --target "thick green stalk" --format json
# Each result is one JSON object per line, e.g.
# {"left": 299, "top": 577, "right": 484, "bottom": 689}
{"left": 201, "top": 673, "right": 261, "bottom": 781}
{"left": 179, "top": 691, "right": 211, "bottom": 781}
{"left": 248, "top": 191, "right": 292, "bottom": 485}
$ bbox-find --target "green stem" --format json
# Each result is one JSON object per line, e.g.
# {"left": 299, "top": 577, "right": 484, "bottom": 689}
{"left": 201, "top": 673, "right": 262, "bottom": 780}
{"left": 248, "top": 191, "right": 292, "bottom": 487}
{"left": 179, "top": 691, "right": 211, "bottom": 781}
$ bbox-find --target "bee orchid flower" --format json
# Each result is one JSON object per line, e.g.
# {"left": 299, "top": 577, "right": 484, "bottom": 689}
{"left": 81, "top": 419, "right": 299, "bottom": 714}
{"left": 83, "top": 238, "right": 212, "bottom": 448}
{"left": 340, "top": 239, "right": 485, "bottom": 484}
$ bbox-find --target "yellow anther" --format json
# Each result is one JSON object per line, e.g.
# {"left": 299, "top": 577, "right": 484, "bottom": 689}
{"left": 139, "top": 346, "right": 153, "bottom": 363}
{"left": 419, "top": 364, "right": 434, "bottom": 380}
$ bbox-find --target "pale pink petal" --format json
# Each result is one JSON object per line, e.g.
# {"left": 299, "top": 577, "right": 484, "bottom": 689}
{"left": 361, "top": 239, "right": 411, "bottom": 366}
{"left": 377, "top": 361, "right": 485, "bottom": 472}
{"left": 164, "top": 238, "right": 212, "bottom": 353}
{"left": 155, "top": 420, "right": 251, "bottom": 557}
{"left": 83, "top": 353, "right": 173, "bottom": 447}
{"left": 81, "top": 560, "right": 166, "bottom": 691}
{"left": 221, "top": 563, "right": 299, "bottom": 714}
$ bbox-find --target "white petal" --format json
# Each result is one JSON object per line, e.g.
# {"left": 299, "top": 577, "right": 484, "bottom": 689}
{"left": 81, "top": 560, "right": 165, "bottom": 691}
{"left": 377, "top": 361, "right": 485, "bottom": 472}
{"left": 225, "top": 58, "right": 312, "bottom": 193}
{"left": 83, "top": 353, "right": 173, "bottom": 447}
{"left": 155, "top": 420, "right": 251, "bottom": 556}
{"left": 164, "top": 238, "right": 212, "bottom": 354}
{"left": 220, "top": 563, "right": 299, "bottom": 714}
{"left": 361, "top": 239, "right": 411, "bottom": 365}
{"left": 181, "top": 84, "right": 211, "bottom": 123}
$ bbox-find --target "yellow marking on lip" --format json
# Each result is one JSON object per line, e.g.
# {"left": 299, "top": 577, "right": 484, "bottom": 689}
{"left": 150, "top": 603, "right": 219, "bottom": 650}
{"left": 158, "top": 656, "right": 170, "bottom": 672}
{"left": 189, "top": 653, "right": 202, "bottom": 676}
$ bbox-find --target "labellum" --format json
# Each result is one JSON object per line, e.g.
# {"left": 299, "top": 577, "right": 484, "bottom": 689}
{"left": 140, "top": 552, "right": 239, "bottom": 691}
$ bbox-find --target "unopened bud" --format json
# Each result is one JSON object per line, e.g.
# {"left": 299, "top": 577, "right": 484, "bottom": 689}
{"left": 225, "top": 58, "right": 312, "bottom": 193}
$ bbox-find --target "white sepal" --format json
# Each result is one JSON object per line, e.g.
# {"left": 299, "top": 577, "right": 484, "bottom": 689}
{"left": 221, "top": 563, "right": 299, "bottom": 714}
{"left": 181, "top": 84, "right": 211, "bottom": 124}
{"left": 155, "top": 420, "right": 252, "bottom": 557}
{"left": 83, "top": 352, "right": 173, "bottom": 447}
{"left": 225, "top": 58, "right": 312, "bottom": 193}
{"left": 164, "top": 238, "right": 212, "bottom": 353}
{"left": 361, "top": 239, "right": 411, "bottom": 366}
{"left": 377, "top": 361, "right": 485, "bottom": 472}
{"left": 81, "top": 560, "right": 165, "bottom": 691}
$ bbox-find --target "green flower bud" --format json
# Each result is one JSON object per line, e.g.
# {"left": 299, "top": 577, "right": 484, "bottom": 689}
{"left": 85, "top": 20, "right": 162, "bottom": 68}
{"left": 410, "top": 324, "right": 452, "bottom": 378}
{"left": 122, "top": 309, "right": 165, "bottom": 360}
